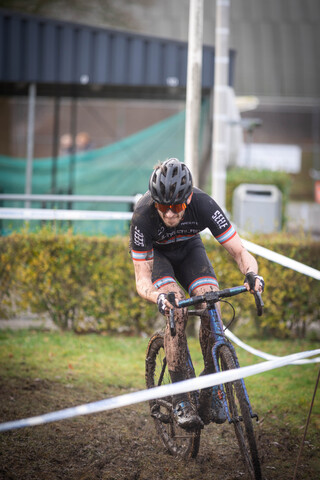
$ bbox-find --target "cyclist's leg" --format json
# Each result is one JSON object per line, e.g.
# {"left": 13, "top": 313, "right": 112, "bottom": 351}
{"left": 152, "top": 249, "right": 189, "bottom": 373}
{"left": 145, "top": 332, "right": 201, "bottom": 458}
{"left": 178, "top": 238, "right": 221, "bottom": 374}
{"left": 152, "top": 247, "right": 203, "bottom": 429}
{"left": 180, "top": 238, "right": 226, "bottom": 424}
{"left": 154, "top": 282, "right": 203, "bottom": 429}
{"left": 192, "top": 285, "right": 227, "bottom": 424}
{"left": 192, "top": 283, "right": 219, "bottom": 374}
{"left": 155, "top": 281, "right": 188, "bottom": 373}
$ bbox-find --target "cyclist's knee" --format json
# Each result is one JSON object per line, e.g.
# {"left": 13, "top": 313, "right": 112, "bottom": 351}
{"left": 157, "top": 283, "right": 187, "bottom": 328}
{"left": 192, "top": 284, "right": 221, "bottom": 318}
{"left": 192, "top": 283, "right": 218, "bottom": 297}
{"left": 157, "top": 283, "right": 187, "bottom": 307}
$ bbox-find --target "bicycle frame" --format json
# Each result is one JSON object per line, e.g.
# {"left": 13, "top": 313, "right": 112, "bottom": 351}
{"left": 146, "top": 285, "right": 263, "bottom": 475}
{"left": 206, "top": 303, "right": 257, "bottom": 423}
{"left": 178, "top": 286, "right": 259, "bottom": 423}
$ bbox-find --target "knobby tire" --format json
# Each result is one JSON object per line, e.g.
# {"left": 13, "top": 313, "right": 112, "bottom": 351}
{"left": 217, "top": 344, "right": 262, "bottom": 480}
{"left": 145, "top": 332, "right": 201, "bottom": 459}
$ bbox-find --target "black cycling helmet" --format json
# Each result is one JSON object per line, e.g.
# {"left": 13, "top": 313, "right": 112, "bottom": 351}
{"left": 149, "top": 158, "right": 193, "bottom": 205}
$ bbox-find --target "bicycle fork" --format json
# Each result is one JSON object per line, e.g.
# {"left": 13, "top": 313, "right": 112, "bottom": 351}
{"left": 212, "top": 341, "right": 258, "bottom": 423}
{"left": 208, "top": 305, "right": 258, "bottom": 424}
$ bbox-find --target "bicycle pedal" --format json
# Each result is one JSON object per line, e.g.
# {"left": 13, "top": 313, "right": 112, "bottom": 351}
{"left": 184, "top": 422, "right": 204, "bottom": 432}
{"left": 251, "top": 413, "right": 259, "bottom": 422}
{"left": 230, "top": 415, "right": 243, "bottom": 424}
{"left": 150, "top": 405, "right": 171, "bottom": 424}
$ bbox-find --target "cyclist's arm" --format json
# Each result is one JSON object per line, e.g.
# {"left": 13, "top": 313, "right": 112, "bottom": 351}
{"left": 133, "top": 259, "right": 159, "bottom": 304}
{"left": 221, "top": 232, "right": 258, "bottom": 276}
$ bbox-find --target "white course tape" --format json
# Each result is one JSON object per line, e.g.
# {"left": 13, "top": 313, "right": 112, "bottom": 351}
{"left": 2, "top": 209, "right": 320, "bottom": 280}
{"left": 200, "top": 229, "right": 320, "bottom": 280}
{"left": 225, "top": 329, "right": 320, "bottom": 365}
{"left": 0, "top": 348, "right": 319, "bottom": 433}
{"left": 242, "top": 238, "right": 320, "bottom": 281}
{"left": 0, "top": 208, "right": 132, "bottom": 221}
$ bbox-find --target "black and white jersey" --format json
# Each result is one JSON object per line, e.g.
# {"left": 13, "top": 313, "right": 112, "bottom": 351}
{"left": 130, "top": 187, "right": 236, "bottom": 262}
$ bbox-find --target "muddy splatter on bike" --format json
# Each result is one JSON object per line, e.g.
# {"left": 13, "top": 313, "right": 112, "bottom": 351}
{"left": 145, "top": 286, "right": 263, "bottom": 480}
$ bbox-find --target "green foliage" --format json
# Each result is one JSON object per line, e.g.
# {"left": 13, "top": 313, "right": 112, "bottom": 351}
{"left": 226, "top": 167, "right": 292, "bottom": 225}
{"left": 0, "top": 228, "right": 319, "bottom": 337}
{"left": 0, "top": 235, "right": 18, "bottom": 317}
{"left": 0, "top": 227, "right": 157, "bottom": 333}
{"left": 204, "top": 234, "right": 320, "bottom": 338}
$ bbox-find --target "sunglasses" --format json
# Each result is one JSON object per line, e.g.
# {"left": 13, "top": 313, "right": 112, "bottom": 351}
{"left": 154, "top": 202, "right": 187, "bottom": 214}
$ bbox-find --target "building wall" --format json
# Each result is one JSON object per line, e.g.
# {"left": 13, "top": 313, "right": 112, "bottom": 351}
{"left": 1, "top": 1, "right": 320, "bottom": 167}
{"left": 3, "top": 0, "right": 320, "bottom": 98}
{"left": 1, "top": 97, "right": 185, "bottom": 158}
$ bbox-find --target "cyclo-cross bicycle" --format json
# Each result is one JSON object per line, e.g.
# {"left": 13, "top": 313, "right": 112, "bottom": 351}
{"left": 145, "top": 285, "right": 264, "bottom": 480}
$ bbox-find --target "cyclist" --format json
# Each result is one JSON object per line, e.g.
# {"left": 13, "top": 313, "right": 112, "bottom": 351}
{"left": 130, "top": 158, "right": 264, "bottom": 430}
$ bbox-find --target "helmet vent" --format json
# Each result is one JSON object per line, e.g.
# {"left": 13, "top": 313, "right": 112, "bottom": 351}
{"left": 149, "top": 158, "right": 193, "bottom": 205}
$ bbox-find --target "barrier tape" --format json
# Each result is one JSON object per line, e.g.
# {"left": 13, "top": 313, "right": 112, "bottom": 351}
{"left": 1, "top": 209, "right": 319, "bottom": 280}
{"left": 0, "top": 211, "right": 318, "bottom": 432}
{"left": 0, "top": 208, "right": 132, "bottom": 221}
{"left": 201, "top": 229, "right": 320, "bottom": 281}
{"left": 225, "top": 329, "right": 320, "bottom": 365}
{"left": 0, "top": 348, "right": 319, "bottom": 433}
{"left": 242, "top": 238, "right": 320, "bottom": 281}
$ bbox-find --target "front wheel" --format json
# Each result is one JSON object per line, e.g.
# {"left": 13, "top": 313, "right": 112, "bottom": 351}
{"left": 145, "top": 332, "right": 201, "bottom": 458}
{"left": 217, "top": 344, "right": 262, "bottom": 480}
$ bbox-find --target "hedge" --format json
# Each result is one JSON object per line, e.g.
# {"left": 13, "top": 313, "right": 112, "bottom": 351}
{"left": 204, "top": 233, "right": 320, "bottom": 338}
{"left": 0, "top": 228, "right": 157, "bottom": 333}
{"left": 0, "top": 228, "right": 319, "bottom": 338}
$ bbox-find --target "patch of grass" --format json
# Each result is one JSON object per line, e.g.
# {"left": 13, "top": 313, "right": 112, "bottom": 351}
{"left": 0, "top": 329, "right": 319, "bottom": 441}
{"left": 0, "top": 330, "right": 147, "bottom": 391}
{"left": 235, "top": 337, "right": 320, "bottom": 436}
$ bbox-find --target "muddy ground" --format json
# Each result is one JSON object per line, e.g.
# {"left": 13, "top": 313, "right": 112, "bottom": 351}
{"left": 0, "top": 377, "right": 319, "bottom": 480}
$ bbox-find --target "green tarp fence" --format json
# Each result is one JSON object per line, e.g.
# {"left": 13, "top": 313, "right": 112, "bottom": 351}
{"left": 0, "top": 99, "right": 210, "bottom": 236}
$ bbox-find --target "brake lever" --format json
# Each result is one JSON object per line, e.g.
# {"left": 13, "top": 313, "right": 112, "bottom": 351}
{"left": 167, "top": 292, "right": 176, "bottom": 336}
{"left": 254, "top": 291, "right": 264, "bottom": 317}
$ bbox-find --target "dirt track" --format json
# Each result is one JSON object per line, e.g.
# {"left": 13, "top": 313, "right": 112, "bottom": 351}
{"left": 0, "top": 377, "right": 319, "bottom": 480}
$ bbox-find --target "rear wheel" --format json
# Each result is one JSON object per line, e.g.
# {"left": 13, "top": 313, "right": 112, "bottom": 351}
{"left": 145, "top": 332, "right": 201, "bottom": 458}
{"left": 217, "top": 344, "right": 262, "bottom": 480}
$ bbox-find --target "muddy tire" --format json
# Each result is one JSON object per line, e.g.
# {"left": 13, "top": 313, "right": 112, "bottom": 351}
{"left": 217, "top": 344, "right": 262, "bottom": 480}
{"left": 145, "top": 332, "right": 201, "bottom": 458}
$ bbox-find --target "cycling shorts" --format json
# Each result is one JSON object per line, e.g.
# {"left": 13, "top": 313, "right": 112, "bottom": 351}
{"left": 152, "top": 235, "right": 219, "bottom": 296}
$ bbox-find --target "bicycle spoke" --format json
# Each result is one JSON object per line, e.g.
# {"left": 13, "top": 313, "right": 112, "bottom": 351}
{"left": 218, "top": 344, "right": 261, "bottom": 480}
{"left": 145, "top": 332, "right": 201, "bottom": 459}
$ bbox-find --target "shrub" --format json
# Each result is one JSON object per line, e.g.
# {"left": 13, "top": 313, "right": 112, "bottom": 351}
{"left": 0, "top": 228, "right": 157, "bottom": 333}
{"left": 0, "top": 228, "right": 319, "bottom": 338}
{"left": 0, "top": 234, "right": 25, "bottom": 318}
{"left": 204, "top": 233, "right": 320, "bottom": 338}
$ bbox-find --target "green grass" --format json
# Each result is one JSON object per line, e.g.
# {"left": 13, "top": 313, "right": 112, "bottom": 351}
{"left": 0, "top": 329, "right": 319, "bottom": 439}
{"left": 0, "top": 330, "right": 147, "bottom": 391}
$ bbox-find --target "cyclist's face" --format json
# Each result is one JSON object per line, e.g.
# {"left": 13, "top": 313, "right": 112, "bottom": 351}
{"left": 155, "top": 192, "right": 193, "bottom": 227}
{"left": 157, "top": 207, "right": 185, "bottom": 227}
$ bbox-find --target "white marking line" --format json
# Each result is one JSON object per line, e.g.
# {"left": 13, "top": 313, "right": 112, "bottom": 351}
{"left": 0, "top": 208, "right": 132, "bottom": 221}
{"left": 225, "top": 329, "right": 320, "bottom": 364}
{"left": 242, "top": 239, "right": 320, "bottom": 280}
{"left": 0, "top": 348, "right": 319, "bottom": 433}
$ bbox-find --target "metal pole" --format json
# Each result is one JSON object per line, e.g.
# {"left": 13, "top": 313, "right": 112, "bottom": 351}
{"left": 184, "top": 0, "right": 203, "bottom": 187}
{"left": 51, "top": 95, "right": 61, "bottom": 195}
{"left": 211, "top": 0, "right": 230, "bottom": 209}
{"left": 25, "top": 83, "right": 36, "bottom": 209}
{"left": 312, "top": 106, "right": 320, "bottom": 171}
{"left": 69, "top": 96, "right": 77, "bottom": 198}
